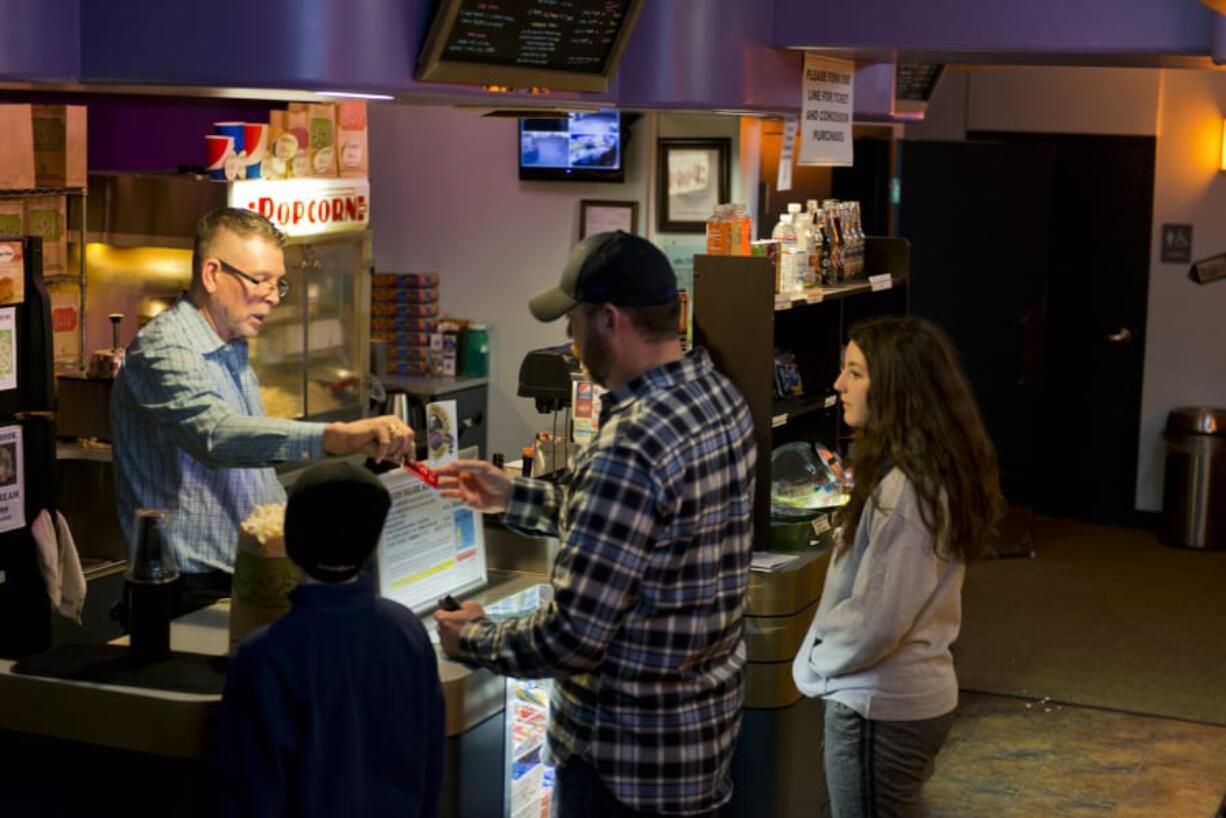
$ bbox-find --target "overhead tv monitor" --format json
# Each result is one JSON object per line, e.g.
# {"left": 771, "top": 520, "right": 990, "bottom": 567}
{"left": 416, "top": 0, "right": 645, "bottom": 93}
{"left": 519, "top": 111, "right": 623, "bottom": 182}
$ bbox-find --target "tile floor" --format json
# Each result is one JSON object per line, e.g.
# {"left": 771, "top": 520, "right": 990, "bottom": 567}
{"left": 923, "top": 692, "right": 1226, "bottom": 817}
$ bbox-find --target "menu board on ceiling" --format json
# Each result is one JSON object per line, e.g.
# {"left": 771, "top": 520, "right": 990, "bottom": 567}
{"left": 894, "top": 63, "right": 945, "bottom": 117}
{"left": 895, "top": 64, "right": 945, "bottom": 103}
{"left": 442, "top": 0, "right": 631, "bottom": 73}
{"left": 417, "top": 0, "right": 645, "bottom": 93}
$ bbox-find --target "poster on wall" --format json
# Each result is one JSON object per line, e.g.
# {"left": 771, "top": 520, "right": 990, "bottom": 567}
{"left": 571, "top": 379, "right": 607, "bottom": 446}
{"left": 798, "top": 54, "right": 855, "bottom": 167}
{"left": 661, "top": 237, "right": 702, "bottom": 350}
{"left": 0, "top": 242, "right": 25, "bottom": 307}
{"left": 0, "top": 424, "right": 24, "bottom": 535}
{"left": 0, "top": 307, "right": 16, "bottom": 393}
{"left": 778, "top": 116, "right": 798, "bottom": 191}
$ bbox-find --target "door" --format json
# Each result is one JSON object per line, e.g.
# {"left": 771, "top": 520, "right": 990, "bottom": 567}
{"left": 969, "top": 133, "right": 1154, "bottom": 524}
{"left": 899, "top": 140, "right": 1054, "bottom": 512}
{"left": 901, "top": 136, "right": 1154, "bottom": 526}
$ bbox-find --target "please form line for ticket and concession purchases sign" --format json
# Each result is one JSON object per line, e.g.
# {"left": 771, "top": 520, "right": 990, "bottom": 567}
{"left": 798, "top": 54, "right": 854, "bottom": 167}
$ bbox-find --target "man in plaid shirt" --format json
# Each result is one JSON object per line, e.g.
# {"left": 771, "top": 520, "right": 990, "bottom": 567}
{"left": 436, "top": 231, "right": 756, "bottom": 818}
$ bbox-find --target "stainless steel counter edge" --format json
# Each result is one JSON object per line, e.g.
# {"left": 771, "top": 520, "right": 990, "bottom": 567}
{"left": 0, "top": 570, "right": 550, "bottom": 759}
{"left": 0, "top": 658, "right": 217, "bottom": 759}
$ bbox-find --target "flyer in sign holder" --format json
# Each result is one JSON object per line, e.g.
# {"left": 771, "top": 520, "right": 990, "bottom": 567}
{"left": 0, "top": 424, "right": 25, "bottom": 535}
{"left": 375, "top": 415, "right": 487, "bottom": 614}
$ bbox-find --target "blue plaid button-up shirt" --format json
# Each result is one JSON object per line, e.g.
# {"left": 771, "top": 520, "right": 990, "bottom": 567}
{"left": 111, "top": 299, "right": 326, "bottom": 574}
{"left": 456, "top": 347, "right": 757, "bottom": 815}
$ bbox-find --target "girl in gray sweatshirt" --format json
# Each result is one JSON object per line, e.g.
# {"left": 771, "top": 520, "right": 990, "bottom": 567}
{"left": 793, "top": 316, "right": 1003, "bottom": 818}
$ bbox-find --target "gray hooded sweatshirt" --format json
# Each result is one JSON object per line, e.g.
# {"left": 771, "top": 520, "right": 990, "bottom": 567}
{"left": 792, "top": 468, "right": 964, "bottom": 721}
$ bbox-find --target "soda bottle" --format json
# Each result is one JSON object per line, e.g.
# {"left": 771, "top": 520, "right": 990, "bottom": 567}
{"left": 772, "top": 213, "right": 802, "bottom": 293}
{"left": 733, "top": 204, "right": 752, "bottom": 255}
{"left": 822, "top": 200, "right": 844, "bottom": 282}
{"left": 807, "top": 202, "right": 823, "bottom": 288}
{"left": 706, "top": 204, "right": 727, "bottom": 255}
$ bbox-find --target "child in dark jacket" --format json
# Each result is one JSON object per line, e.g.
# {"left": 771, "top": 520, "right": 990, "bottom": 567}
{"left": 218, "top": 460, "right": 445, "bottom": 818}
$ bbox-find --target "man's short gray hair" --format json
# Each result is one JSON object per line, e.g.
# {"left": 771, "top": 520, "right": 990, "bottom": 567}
{"left": 192, "top": 208, "right": 285, "bottom": 282}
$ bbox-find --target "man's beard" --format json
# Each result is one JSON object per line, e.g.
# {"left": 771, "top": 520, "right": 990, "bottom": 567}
{"left": 577, "top": 324, "right": 614, "bottom": 388}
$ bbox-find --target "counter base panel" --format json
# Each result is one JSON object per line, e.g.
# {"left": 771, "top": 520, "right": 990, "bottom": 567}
{"left": 727, "top": 696, "right": 828, "bottom": 818}
{"left": 0, "top": 728, "right": 216, "bottom": 818}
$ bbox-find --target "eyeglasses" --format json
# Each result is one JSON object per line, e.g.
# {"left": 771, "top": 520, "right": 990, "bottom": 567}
{"left": 215, "top": 258, "right": 289, "bottom": 299}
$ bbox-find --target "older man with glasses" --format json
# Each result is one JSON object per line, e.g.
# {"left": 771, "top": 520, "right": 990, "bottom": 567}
{"left": 111, "top": 207, "right": 413, "bottom": 613}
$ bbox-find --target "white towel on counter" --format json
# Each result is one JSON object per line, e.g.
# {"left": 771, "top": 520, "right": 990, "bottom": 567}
{"left": 31, "top": 509, "right": 87, "bottom": 624}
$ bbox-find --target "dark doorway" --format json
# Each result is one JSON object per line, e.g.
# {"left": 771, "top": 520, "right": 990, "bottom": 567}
{"left": 900, "top": 134, "right": 1154, "bottom": 526}
{"left": 833, "top": 137, "right": 892, "bottom": 236}
{"left": 899, "top": 140, "right": 1054, "bottom": 514}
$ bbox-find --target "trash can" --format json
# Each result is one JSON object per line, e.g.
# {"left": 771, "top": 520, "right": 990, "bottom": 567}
{"left": 1162, "top": 407, "right": 1226, "bottom": 550}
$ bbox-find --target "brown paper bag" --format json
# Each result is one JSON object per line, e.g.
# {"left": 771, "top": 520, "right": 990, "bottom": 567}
{"left": 337, "top": 101, "right": 368, "bottom": 178}
{"left": 307, "top": 103, "right": 338, "bottom": 177}
{"left": 24, "top": 195, "right": 67, "bottom": 276}
{"left": 47, "top": 280, "right": 81, "bottom": 369}
{"left": 32, "top": 105, "right": 87, "bottom": 189}
{"left": 0, "top": 105, "right": 36, "bottom": 189}
{"left": 286, "top": 105, "right": 311, "bottom": 179}
{"left": 0, "top": 202, "right": 23, "bottom": 238}
{"left": 264, "top": 110, "right": 294, "bottom": 180}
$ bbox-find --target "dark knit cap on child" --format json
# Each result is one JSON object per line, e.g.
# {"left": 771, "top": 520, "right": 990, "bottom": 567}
{"left": 285, "top": 460, "right": 392, "bottom": 582}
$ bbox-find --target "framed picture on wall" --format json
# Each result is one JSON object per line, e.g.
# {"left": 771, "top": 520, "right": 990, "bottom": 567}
{"left": 580, "top": 199, "right": 639, "bottom": 239}
{"left": 657, "top": 137, "right": 731, "bottom": 233}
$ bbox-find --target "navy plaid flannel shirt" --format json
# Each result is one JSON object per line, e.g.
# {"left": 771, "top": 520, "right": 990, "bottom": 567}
{"left": 457, "top": 347, "right": 756, "bottom": 815}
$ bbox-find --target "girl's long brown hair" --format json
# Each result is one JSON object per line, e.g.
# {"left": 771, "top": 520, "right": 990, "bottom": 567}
{"left": 837, "top": 316, "right": 1004, "bottom": 561}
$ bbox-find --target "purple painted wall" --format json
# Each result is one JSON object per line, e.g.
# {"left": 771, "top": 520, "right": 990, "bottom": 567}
{"left": 0, "top": 91, "right": 272, "bottom": 172}
{"left": 771, "top": 0, "right": 1213, "bottom": 56}
{"left": 86, "top": 97, "right": 274, "bottom": 172}
{"left": 0, "top": 0, "right": 79, "bottom": 82}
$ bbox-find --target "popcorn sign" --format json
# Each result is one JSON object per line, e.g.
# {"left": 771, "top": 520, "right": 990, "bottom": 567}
{"left": 229, "top": 178, "right": 370, "bottom": 237}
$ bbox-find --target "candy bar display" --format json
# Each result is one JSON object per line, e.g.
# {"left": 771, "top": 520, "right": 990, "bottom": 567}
{"left": 372, "top": 271, "right": 441, "bottom": 376}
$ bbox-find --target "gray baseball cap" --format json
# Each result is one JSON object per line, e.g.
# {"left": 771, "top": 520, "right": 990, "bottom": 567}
{"left": 528, "top": 231, "right": 679, "bottom": 322}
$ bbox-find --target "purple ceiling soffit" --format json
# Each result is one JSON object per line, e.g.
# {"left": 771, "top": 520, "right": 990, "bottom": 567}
{"left": 771, "top": 0, "right": 1214, "bottom": 58}
{"left": 82, "top": 0, "right": 422, "bottom": 92}
{"left": 79, "top": 0, "right": 617, "bottom": 106}
{"left": 615, "top": 0, "right": 801, "bottom": 111}
{"left": 0, "top": 0, "right": 80, "bottom": 82}
{"left": 851, "top": 63, "right": 894, "bottom": 121}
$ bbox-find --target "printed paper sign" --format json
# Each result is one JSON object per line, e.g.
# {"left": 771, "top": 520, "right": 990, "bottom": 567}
{"left": 425, "top": 400, "right": 459, "bottom": 466}
{"left": 0, "top": 425, "right": 25, "bottom": 535}
{"left": 571, "top": 379, "right": 607, "bottom": 445}
{"left": 0, "top": 308, "right": 16, "bottom": 393}
{"left": 375, "top": 467, "right": 486, "bottom": 614}
{"left": 869, "top": 273, "right": 893, "bottom": 292}
{"left": 778, "top": 116, "right": 798, "bottom": 191}
{"left": 799, "top": 54, "right": 855, "bottom": 167}
{"left": 0, "top": 242, "right": 25, "bottom": 306}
